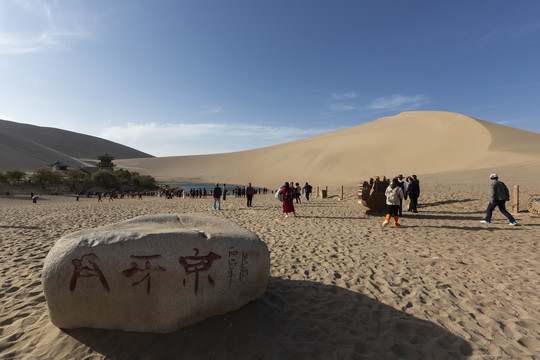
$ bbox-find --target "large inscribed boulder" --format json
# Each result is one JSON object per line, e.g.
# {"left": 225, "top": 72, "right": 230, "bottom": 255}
{"left": 42, "top": 214, "right": 270, "bottom": 334}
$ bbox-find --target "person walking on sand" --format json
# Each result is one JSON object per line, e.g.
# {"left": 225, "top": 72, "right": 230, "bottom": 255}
{"left": 222, "top": 184, "right": 227, "bottom": 201}
{"left": 246, "top": 183, "right": 255, "bottom": 207}
{"left": 295, "top": 183, "right": 302, "bottom": 203}
{"left": 213, "top": 183, "right": 222, "bottom": 210}
{"left": 303, "top": 182, "right": 312, "bottom": 201}
{"left": 383, "top": 178, "right": 404, "bottom": 227}
{"left": 480, "top": 174, "right": 517, "bottom": 226}
{"left": 281, "top": 182, "right": 296, "bottom": 217}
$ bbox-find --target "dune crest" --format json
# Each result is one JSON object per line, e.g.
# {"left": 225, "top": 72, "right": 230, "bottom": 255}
{"left": 0, "top": 119, "right": 154, "bottom": 172}
{"left": 115, "top": 111, "right": 540, "bottom": 187}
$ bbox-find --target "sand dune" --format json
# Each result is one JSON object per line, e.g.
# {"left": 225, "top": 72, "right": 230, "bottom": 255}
{"left": 3, "top": 111, "right": 540, "bottom": 185}
{"left": 115, "top": 111, "right": 540, "bottom": 187}
{"left": 0, "top": 119, "right": 154, "bottom": 172}
{"left": 0, "top": 130, "right": 89, "bottom": 171}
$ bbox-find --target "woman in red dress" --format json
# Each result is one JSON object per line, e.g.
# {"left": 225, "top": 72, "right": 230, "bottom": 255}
{"left": 281, "top": 182, "right": 296, "bottom": 217}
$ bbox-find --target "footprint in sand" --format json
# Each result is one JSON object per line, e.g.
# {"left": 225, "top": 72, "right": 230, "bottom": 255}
{"left": 5, "top": 286, "right": 19, "bottom": 294}
{"left": 517, "top": 336, "right": 540, "bottom": 350}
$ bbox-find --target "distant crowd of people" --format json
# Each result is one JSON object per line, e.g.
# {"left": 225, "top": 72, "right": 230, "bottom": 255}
{"left": 31, "top": 172, "right": 517, "bottom": 227}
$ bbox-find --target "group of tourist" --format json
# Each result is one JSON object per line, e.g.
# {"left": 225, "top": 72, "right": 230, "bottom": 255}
{"left": 382, "top": 173, "right": 518, "bottom": 227}
{"left": 232, "top": 186, "right": 269, "bottom": 197}
{"left": 275, "top": 182, "right": 313, "bottom": 217}
{"left": 62, "top": 172, "right": 517, "bottom": 227}
{"left": 212, "top": 183, "right": 259, "bottom": 210}
{"left": 210, "top": 181, "right": 313, "bottom": 215}
{"left": 382, "top": 174, "right": 420, "bottom": 228}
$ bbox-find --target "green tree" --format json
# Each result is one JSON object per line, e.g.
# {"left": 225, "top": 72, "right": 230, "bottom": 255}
{"left": 5, "top": 169, "right": 26, "bottom": 183}
{"left": 132, "top": 174, "right": 157, "bottom": 191}
{"left": 114, "top": 169, "right": 133, "bottom": 188}
{"left": 0, "top": 172, "right": 7, "bottom": 184}
{"left": 92, "top": 170, "right": 120, "bottom": 191}
{"left": 31, "top": 167, "right": 62, "bottom": 189}
{"left": 65, "top": 169, "right": 94, "bottom": 194}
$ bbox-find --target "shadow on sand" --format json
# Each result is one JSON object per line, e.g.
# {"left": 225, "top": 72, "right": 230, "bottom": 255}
{"left": 66, "top": 278, "right": 472, "bottom": 359}
{"left": 421, "top": 199, "right": 477, "bottom": 208}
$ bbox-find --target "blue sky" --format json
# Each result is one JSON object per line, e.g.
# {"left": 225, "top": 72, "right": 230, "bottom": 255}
{"left": 1, "top": 0, "right": 539, "bottom": 157}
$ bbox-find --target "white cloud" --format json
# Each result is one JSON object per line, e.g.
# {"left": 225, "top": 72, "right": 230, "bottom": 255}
{"left": 368, "top": 94, "right": 429, "bottom": 111}
{"left": 0, "top": 0, "right": 91, "bottom": 54}
{"left": 475, "top": 21, "right": 540, "bottom": 48}
{"left": 99, "top": 122, "right": 342, "bottom": 157}
{"left": 201, "top": 105, "right": 226, "bottom": 114}
{"left": 327, "top": 91, "right": 359, "bottom": 111}
{"left": 331, "top": 92, "right": 359, "bottom": 100}
{"left": 0, "top": 31, "right": 79, "bottom": 54}
{"left": 328, "top": 103, "right": 356, "bottom": 111}
{"left": 0, "top": 114, "right": 16, "bottom": 121}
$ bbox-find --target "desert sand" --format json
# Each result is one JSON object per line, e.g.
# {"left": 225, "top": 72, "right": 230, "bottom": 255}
{"left": 1, "top": 111, "right": 539, "bottom": 359}
{"left": 1, "top": 178, "right": 539, "bottom": 359}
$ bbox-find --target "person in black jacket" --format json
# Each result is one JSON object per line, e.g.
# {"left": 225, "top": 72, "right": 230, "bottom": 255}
{"left": 406, "top": 176, "right": 420, "bottom": 213}
{"left": 213, "top": 184, "right": 222, "bottom": 210}
{"left": 303, "top": 182, "right": 313, "bottom": 201}
{"left": 397, "top": 174, "right": 406, "bottom": 216}
{"left": 246, "top": 183, "right": 255, "bottom": 207}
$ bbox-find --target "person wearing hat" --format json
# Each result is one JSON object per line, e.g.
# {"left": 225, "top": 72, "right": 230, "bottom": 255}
{"left": 480, "top": 174, "right": 517, "bottom": 225}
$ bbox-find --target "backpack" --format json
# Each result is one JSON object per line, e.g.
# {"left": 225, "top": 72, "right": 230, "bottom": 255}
{"left": 386, "top": 187, "right": 400, "bottom": 204}
{"left": 275, "top": 187, "right": 284, "bottom": 201}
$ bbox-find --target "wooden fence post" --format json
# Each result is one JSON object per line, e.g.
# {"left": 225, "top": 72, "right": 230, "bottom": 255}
{"left": 513, "top": 185, "right": 519, "bottom": 213}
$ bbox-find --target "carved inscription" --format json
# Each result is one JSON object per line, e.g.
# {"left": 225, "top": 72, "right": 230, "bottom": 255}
{"left": 122, "top": 255, "right": 166, "bottom": 294}
{"left": 227, "top": 247, "right": 249, "bottom": 288}
{"left": 70, "top": 253, "right": 110, "bottom": 292}
{"left": 67, "top": 248, "right": 253, "bottom": 295}
{"left": 178, "top": 248, "right": 222, "bottom": 295}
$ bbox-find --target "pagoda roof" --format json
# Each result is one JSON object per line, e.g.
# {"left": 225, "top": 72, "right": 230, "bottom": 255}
{"left": 98, "top": 152, "right": 115, "bottom": 160}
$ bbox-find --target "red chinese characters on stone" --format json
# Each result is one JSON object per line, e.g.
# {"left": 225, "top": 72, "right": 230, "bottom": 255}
{"left": 70, "top": 253, "right": 110, "bottom": 292}
{"left": 178, "top": 248, "right": 222, "bottom": 294}
{"left": 122, "top": 255, "right": 166, "bottom": 294}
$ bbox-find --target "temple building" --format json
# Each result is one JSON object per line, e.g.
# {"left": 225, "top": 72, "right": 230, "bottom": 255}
{"left": 97, "top": 153, "right": 115, "bottom": 171}
{"left": 48, "top": 161, "right": 69, "bottom": 173}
